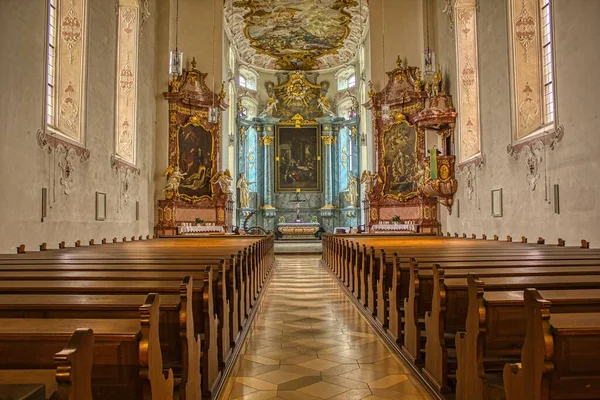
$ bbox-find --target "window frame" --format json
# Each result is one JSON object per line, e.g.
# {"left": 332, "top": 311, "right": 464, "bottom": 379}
{"left": 43, "top": 0, "right": 89, "bottom": 146}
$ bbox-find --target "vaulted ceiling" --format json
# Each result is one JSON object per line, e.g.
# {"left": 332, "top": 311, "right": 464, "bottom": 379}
{"left": 225, "top": 0, "right": 369, "bottom": 72}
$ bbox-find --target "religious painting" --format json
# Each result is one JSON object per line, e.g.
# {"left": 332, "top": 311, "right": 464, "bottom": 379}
{"left": 176, "top": 119, "right": 216, "bottom": 202}
{"left": 382, "top": 121, "right": 419, "bottom": 201}
{"left": 275, "top": 125, "right": 322, "bottom": 192}
{"left": 232, "top": 0, "right": 355, "bottom": 70}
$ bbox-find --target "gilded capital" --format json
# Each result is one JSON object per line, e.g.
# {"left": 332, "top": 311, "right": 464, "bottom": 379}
{"left": 321, "top": 135, "right": 336, "bottom": 145}
{"left": 259, "top": 135, "right": 274, "bottom": 146}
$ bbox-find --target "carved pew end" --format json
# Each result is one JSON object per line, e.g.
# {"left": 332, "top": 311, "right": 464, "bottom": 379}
{"left": 53, "top": 328, "right": 94, "bottom": 400}
{"left": 537, "top": 237, "right": 545, "bottom": 245}
{"left": 113, "top": 237, "right": 118, "bottom": 243}
{"left": 447, "top": 232, "right": 451, "bottom": 237}
{"left": 122, "top": 237, "right": 127, "bottom": 242}
{"left": 462, "top": 233, "right": 467, "bottom": 239}
{"left": 101, "top": 238, "right": 107, "bottom": 244}
{"left": 146, "top": 235, "right": 151, "bottom": 240}
{"left": 89, "top": 239, "right": 95, "bottom": 246}
{"left": 139, "top": 235, "right": 143, "bottom": 241}
{"left": 17, "top": 244, "right": 25, "bottom": 254}
{"left": 482, "top": 234, "right": 487, "bottom": 240}
{"left": 59, "top": 241, "right": 66, "bottom": 249}
{"left": 507, "top": 235, "right": 512, "bottom": 242}
{"left": 582, "top": 240, "right": 590, "bottom": 249}
{"left": 493, "top": 235, "right": 499, "bottom": 241}
{"left": 471, "top": 234, "right": 477, "bottom": 239}
{"left": 454, "top": 233, "right": 459, "bottom": 238}
{"left": 521, "top": 236, "right": 527, "bottom": 243}
{"left": 40, "top": 243, "right": 48, "bottom": 251}
{"left": 131, "top": 236, "right": 136, "bottom": 241}
{"left": 557, "top": 238, "right": 565, "bottom": 247}
{"left": 75, "top": 240, "right": 81, "bottom": 247}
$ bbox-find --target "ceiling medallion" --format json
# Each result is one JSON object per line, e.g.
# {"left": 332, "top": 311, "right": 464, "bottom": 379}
{"left": 226, "top": 0, "right": 369, "bottom": 71}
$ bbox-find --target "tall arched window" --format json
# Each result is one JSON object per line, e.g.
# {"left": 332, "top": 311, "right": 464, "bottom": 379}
{"left": 115, "top": 0, "right": 140, "bottom": 165}
{"left": 338, "top": 127, "right": 350, "bottom": 193}
{"left": 336, "top": 66, "right": 356, "bottom": 91}
{"left": 45, "top": 0, "right": 89, "bottom": 144}
{"left": 508, "top": 0, "right": 557, "bottom": 141}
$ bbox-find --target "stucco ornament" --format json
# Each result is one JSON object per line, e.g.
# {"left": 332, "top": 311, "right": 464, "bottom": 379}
{"left": 57, "top": 145, "right": 77, "bottom": 195}
{"left": 523, "top": 141, "right": 544, "bottom": 190}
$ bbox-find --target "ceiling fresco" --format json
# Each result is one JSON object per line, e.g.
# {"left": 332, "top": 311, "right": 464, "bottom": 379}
{"left": 225, "top": 0, "right": 369, "bottom": 71}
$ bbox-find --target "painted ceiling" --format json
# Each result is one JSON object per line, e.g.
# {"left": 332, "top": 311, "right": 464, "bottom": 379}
{"left": 225, "top": 0, "right": 369, "bottom": 71}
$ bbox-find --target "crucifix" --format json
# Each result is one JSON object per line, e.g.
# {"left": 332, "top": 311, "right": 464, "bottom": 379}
{"left": 290, "top": 192, "right": 306, "bottom": 222}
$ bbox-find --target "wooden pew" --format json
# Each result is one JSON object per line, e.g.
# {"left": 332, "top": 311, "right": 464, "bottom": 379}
{"left": 0, "top": 294, "right": 173, "bottom": 400}
{"left": 0, "top": 328, "right": 94, "bottom": 400}
{"left": 503, "top": 289, "right": 600, "bottom": 400}
{"left": 423, "top": 267, "right": 600, "bottom": 392}
{"left": 456, "top": 275, "right": 600, "bottom": 400}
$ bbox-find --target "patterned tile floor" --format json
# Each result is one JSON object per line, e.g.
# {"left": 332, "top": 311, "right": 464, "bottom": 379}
{"left": 220, "top": 255, "right": 433, "bottom": 400}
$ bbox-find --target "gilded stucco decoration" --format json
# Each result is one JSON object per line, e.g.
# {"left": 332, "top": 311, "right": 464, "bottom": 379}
{"left": 264, "top": 72, "right": 331, "bottom": 120}
{"left": 455, "top": 0, "right": 482, "bottom": 164}
{"left": 225, "top": 0, "right": 369, "bottom": 71}
{"left": 115, "top": 0, "right": 139, "bottom": 165}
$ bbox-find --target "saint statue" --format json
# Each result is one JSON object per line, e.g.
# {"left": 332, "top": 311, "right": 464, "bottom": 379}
{"left": 211, "top": 169, "right": 233, "bottom": 195}
{"left": 317, "top": 95, "right": 335, "bottom": 117}
{"left": 236, "top": 173, "right": 253, "bottom": 209}
{"left": 344, "top": 173, "right": 359, "bottom": 207}
{"left": 163, "top": 166, "right": 187, "bottom": 194}
{"left": 360, "top": 170, "right": 382, "bottom": 197}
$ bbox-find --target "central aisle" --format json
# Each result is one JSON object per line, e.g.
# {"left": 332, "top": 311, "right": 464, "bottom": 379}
{"left": 222, "top": 255, "right": 432, "bottom": 400}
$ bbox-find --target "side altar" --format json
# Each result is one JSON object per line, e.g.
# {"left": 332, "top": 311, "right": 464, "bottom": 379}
{"left": 155, "top": 59, "right": 233, "bottom": 236}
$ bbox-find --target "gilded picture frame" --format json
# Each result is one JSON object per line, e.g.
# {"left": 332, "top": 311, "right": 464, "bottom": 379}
{"left": 175, "top": 115, "right": 217, "bottom": 203}
{"left": 275, "top": 124, "right": 322, "bottom": 192}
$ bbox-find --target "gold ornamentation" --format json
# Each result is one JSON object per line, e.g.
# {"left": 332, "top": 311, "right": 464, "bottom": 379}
{"left": 321, "top": 135, "right": 336, "bottom": 145}
{"left": 259, "top": 135, "right": 274, "bottom": 146}
{"left": 281, "top": 113, "right": 317, "bottom": 128}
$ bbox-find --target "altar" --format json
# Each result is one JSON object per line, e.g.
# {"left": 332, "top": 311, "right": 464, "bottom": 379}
{"left": 276, "top": 222, "right": 321, "bottom": 240}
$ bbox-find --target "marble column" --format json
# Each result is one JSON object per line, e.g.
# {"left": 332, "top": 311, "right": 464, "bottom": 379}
{"left": 259, "top": 118, "right": 279, "bottom": 211}
{"left": 320, "top": 123, "right": 335, "bottom": 208}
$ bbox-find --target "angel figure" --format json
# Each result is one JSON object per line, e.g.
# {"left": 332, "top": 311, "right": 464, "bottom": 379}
{"left": 211, "top": 169, "right": 233, "bottom": 195}
{"left": 317, "top": 95, "right": 335, "bottom": 117}
{"left": 360, "top": 170, "right": 382, "bottom": 197}
{"left": 163, "top": 166, "right": 187, "bottom": 194}
{"left": 236, "top": 173, "right": 254, "bottom": 209}
{"left": 344, "top": 173, "right": 359, "bottom": 207}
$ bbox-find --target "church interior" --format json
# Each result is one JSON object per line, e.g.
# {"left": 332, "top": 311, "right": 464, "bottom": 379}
{"left": 0, "top": 0, "right": 599, "bottom": 399}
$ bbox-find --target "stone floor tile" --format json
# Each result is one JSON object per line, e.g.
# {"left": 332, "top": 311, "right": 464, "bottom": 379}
{"left": 322, "top": 374, "right": 370, "bottom": 389}
{"left": 229, "top": 383, "right": 258, "bottom": 399}
{"left": 235, "top": 377, "right": 278, "bottom": 391}
{"left": 276, "top": 375, "right": 323, "bottom": 391}
{"left": 368, "top": 374, "right": 409, "bottom": 389}
{"left": 328, "top": 389, "right": 372, "bottom": 400}
{"left": 297, "top": 381, "right": 350, "bottom": 399}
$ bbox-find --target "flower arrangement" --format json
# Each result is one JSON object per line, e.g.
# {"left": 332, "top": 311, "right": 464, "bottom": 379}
{"left": 392, "top": 215, "right": 401, "bottom": 223}
{"left": 278, "top": 216, "right": 286, "bottom": 223}
{"left": 195, "top": 218, "right": 204, "bottom": 225}
{"left": 310, "top": 215, "right": 318, "bottom": 223}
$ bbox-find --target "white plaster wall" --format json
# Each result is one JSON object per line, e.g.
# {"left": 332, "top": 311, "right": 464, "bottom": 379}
{"left": 0, "top": 0, "right": 157, "bottom": 253}
{"left": 440, "top": 0, "right": 600, "bottom": 247}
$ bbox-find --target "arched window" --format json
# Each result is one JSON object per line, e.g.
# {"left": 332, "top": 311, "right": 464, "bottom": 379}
{"left": 45, "top": 0, "right": 89, "bottom": 144}
{"left": 336, "top": 66, "right": 356, "bottom": 91}
{"left": 508, "top": 0, "right": 557, "bottom": 141}
{"left": 240, "top": 97, "right": 259, "bottom": 120}
{"left": 238, "top": 66, "right": 258, "bottom": 91}
{"left": 115, "top": 0, "right": 140, "bottom": 165}
{"left": 337, "top": 97, "right": 355, "bottom": 120}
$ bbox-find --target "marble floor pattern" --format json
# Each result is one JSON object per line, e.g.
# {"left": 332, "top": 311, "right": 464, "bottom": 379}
{"left": 221, "top": 255, "right": 433, "bottom": 400}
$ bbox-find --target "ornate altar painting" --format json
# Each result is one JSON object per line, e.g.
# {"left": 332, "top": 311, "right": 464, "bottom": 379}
{"left": 177, "top": 119, "right": 216, "bottom": 202}
{"left": 382, "top": 121, "right": 418, "bottom": 200}
{"left": 275, "top": 126, "right": 322, "bottom": 192}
